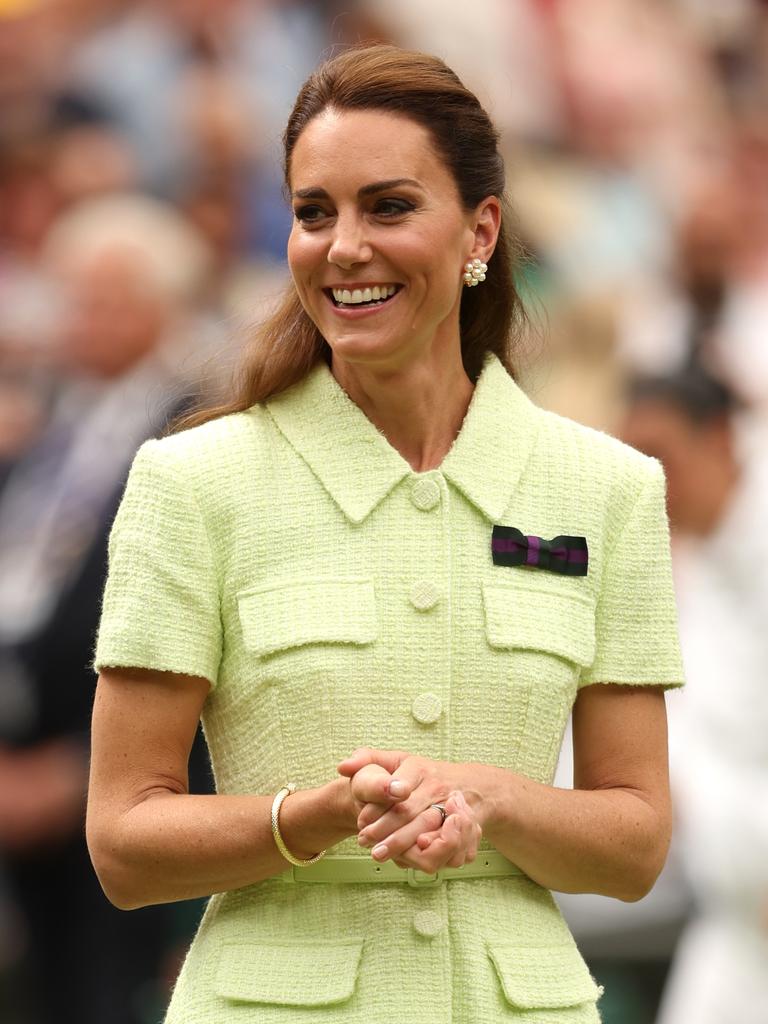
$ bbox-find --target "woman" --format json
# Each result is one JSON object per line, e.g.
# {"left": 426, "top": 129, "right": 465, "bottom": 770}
{"left": 86, "top": 45, "right": 685, "bottom": 1023}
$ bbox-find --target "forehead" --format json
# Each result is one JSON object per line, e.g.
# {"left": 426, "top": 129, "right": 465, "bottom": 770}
{"left": 289, "top": 108, "right": 457, "bottom": 196}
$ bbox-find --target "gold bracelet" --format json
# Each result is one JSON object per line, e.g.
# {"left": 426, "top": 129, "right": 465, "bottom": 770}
{"left": 270, "top": 782, "right": 327, "bottom": 867}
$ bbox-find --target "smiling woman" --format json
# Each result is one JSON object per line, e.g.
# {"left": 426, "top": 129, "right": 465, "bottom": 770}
{"left": 86, "top": 44, "right": 685, "bottom": 1024}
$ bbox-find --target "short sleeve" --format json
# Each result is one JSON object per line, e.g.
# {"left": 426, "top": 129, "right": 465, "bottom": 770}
{"left": 93, "top": 439, "right": 222, "bottom": 687}
{"left": 579, "top": 457, "right": 685, "bottom": 689}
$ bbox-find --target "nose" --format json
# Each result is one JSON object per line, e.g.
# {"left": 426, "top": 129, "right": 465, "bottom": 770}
{"left": 327, "top": 211, "right": 372, "bottom": 269}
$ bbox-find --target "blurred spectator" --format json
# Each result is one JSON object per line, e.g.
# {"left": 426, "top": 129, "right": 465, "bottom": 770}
{"left": 64, "top": 0, "right": 327, "bottom": 256}
{"left": 620, "top": 365, "right": 768, "bottom": 1024}
{"left": 0, "top": 193, "right": 218, "bottom": 1024}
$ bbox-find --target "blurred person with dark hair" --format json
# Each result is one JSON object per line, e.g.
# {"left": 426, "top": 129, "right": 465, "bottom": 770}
{"left": 0, "top": 193, "right": 219, "bottom": 1024}
{"left": 620, "top": 364, "right": 768, "bottom": 1024}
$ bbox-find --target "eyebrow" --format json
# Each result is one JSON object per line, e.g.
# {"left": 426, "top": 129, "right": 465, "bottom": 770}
{"left": 291, "top": 178, "right": 423, "bottom": 201}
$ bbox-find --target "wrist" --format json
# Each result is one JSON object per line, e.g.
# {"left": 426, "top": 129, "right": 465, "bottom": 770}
{"left": 276, "top": 778, "right": 357, "bottom": 862}
{"left": 459, "top": 763, "right": 508, "bottom": 834}
{"left": 326, "top": 775, "right": 360, "bottom": 834}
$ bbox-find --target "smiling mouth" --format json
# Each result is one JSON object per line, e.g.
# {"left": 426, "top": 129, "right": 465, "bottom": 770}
{"left": 326, "top": 285, "right": 401, "bottom": 309}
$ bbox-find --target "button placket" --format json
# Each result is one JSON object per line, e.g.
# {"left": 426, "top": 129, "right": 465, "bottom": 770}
{"left": 405, "top": 471, "right": 448, "bottom": 743}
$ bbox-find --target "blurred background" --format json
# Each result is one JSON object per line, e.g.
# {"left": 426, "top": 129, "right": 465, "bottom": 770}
{"left": 1, "top": 1, "right": 767, "bottom": 1022}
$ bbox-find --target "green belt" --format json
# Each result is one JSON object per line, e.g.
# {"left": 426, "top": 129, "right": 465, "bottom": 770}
{"left": 279, "top": 850, "right": 524, "bottom": 887}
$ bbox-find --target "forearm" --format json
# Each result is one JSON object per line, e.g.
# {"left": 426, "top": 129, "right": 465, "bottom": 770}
{"left": 87, "top": 777, "right": 357, "bottom": 910}
{"left": 466, "top": 764, "right": 670, "bottom": 902}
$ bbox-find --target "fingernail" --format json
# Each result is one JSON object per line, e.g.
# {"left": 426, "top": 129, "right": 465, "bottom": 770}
{"left": 372, "top": 843, "right": 389, "bottom": 859}
{"left": 389, "top": 781, "right": 406, "bottom": 796}
{"left": 358, "top": 833, "right": 372, "bottom": 847}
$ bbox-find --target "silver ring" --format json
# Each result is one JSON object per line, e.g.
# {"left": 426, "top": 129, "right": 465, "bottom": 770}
{"left": 430, "top": 802, "right": 447, "bottom": 826}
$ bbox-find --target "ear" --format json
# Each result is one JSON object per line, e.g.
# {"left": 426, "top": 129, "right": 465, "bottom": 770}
{"left": 468, "top": 195, "right": 502, "bottom": 263}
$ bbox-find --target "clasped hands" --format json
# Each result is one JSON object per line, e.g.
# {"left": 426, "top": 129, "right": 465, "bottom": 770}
{"left": 337, "top": 747, "right": 484, "bottom": 874}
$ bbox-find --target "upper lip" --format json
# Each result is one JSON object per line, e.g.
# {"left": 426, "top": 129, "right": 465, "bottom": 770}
{"left": 324, "top": 282, "right": 401, "bottom": 290}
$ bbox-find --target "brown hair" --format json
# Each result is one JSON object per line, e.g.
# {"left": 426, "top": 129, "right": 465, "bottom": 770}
{"left": 173, "top": 44, "right": 528, "bottom": 432}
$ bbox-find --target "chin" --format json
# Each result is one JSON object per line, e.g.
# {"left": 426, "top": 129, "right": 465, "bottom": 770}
{"left": 323, "top": 330, "right": 407, "bottom": 366}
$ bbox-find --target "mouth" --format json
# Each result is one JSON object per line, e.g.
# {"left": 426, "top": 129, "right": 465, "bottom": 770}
{"left": 325, "top": 284, "right": 402, "bottom": 309}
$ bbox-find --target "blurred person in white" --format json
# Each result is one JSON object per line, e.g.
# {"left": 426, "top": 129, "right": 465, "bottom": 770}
{"left": 0, "top": 193, "right": 219, "bottom": 1024}
{"left": 619, "top": 365, "right": 768, "bottom": 1024}
{"left": 552, "top": 359, "right": 768, "bottom": 1023}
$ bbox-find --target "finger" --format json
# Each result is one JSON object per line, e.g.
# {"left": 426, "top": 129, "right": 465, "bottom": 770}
{"left": 364, "top": 804, "right": 447, "bottom": 861}
{"left": 336, "top": 747, "right": 406, "bottom": 777}
{"left": 409, "top": 815, "right": 467, "bottom": 873}
{"left": 358, "top": 795, "right": 443, "bottom": 849}
{"left": 358, "top": 798, "right": 403, "bottom": 831}
{"left": 418, "top": 810, "right": 480, "bottom": 873}
{"left": 350, "top": 764, "right": 408, "bottom": 807}
{"left": 445, "top": 816, "right": 474, "bottom": 867}
{"left": 409, "top": 792, "right": 463, "bottom": 848}
{"left": 415, "top": 830, "right": 439, "bottom": 850}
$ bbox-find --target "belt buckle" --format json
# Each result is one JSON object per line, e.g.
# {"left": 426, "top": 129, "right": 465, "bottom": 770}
{"left": 406, "top": 868, "right": 442, "bottom": 887}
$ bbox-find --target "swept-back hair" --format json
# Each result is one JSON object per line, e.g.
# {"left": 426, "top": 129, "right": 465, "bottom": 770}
{"left": 173, "top": 45, "right": 528, "bottom": 431}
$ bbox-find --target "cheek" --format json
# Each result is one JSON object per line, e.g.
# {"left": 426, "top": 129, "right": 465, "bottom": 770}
{"left": 286, "top": 229, "right": 320, "bottom": 288}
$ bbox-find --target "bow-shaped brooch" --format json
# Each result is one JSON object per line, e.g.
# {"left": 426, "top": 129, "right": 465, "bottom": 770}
{"left": 491, "top": 525, "right": 588, "bottom": 577}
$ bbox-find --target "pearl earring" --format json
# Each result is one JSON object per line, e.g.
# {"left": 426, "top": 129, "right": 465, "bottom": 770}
{"left": 463, "top": 258, "right": 487, "bottom": 287}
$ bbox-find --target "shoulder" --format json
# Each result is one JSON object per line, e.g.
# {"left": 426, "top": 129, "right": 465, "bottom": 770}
{"left": 533, "top": 401, "right": 664, "bottom": 500}
{"left": 129, "top": 406, "right": 266, "bottom": 489}
{"left": 521, "top": 399, "right": 667, "bottom": 548}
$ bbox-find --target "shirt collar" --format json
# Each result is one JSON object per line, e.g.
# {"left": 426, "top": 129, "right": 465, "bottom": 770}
{"left": 265, "top": 351, "right": 542, "bottom": 524}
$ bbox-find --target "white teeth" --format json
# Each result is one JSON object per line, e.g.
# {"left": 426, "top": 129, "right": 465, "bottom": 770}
{"left": 331, "top": 284, "right": 399, "bottom": 305}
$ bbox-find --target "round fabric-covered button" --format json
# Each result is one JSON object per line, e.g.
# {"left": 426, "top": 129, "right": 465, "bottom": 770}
{"left": 411, "top": 692, "right": 442, "bottom": 724}
{"left": 413, "top": 910, "right": 445, "bottom": 938}
{"left": 410, "top": 478, "right": 441, "bottom": 511}
{"left": 409, "top": 580, "right": 440, "bottom": 611}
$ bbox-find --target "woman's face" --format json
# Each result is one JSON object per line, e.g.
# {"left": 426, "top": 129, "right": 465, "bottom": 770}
{"left": 287, "top": 107, "right": 491, "bottom": 369}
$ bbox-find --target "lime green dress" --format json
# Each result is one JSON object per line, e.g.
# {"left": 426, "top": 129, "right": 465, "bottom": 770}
{"left": 93, "top": 352, "right": 685, "bottom": 1022}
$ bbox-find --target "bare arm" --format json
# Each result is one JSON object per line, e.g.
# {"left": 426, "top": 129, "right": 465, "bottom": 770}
{"left": 86, "top": 668, "right": 360, "bottom": 910}
{"left": 341, "top": 685, "right": 672, "bottom": 901}
{"left": 479, "top": 684, "right": 672, "bottom": 901}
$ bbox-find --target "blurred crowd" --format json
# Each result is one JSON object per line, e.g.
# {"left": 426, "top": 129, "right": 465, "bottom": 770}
{"left": 1, "top": 1, "right": 767, "bottom": 1022}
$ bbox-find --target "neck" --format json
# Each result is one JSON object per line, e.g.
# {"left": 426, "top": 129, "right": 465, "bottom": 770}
{"left": 330, "top": 347, "right": 475, "bottom": 473}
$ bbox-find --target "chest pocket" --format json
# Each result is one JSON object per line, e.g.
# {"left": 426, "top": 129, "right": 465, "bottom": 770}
{"left": 482, "top": 578, "right": 596, "bottom": 681}
{"left": 237, "top": 576, "right": 378, "bottom": 658}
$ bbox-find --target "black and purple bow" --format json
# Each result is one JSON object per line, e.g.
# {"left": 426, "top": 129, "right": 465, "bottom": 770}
{"left": 491, "top": 525, "right": 588, "bottom": 577}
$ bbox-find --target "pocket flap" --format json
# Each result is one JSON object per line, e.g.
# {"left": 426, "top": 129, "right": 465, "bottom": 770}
{"left": 482, "top": 580, "right": 595, "bottom": 667}
{"left": 487, "top": 942, "right": 601, "bottom": 1009}
{"left": 237, "top": 577, "right": 377, "bottom": 657}
{"left": 215, "top": 939, "right": 364, "bottom": 1006}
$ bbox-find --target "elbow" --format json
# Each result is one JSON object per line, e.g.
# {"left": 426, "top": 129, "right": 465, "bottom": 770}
{"left": 614, "top": 871, "right": 659, "bottom": 903}
{"left": 86, "top": 819, "right": 154, "bottom": 911}
{"left": 614, "top": 831, "right": 671, "bottom": 903}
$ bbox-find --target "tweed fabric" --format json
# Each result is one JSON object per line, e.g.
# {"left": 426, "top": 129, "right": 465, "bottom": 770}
{"left": 94, "top": 352, "right": 685, "bottom": 1023}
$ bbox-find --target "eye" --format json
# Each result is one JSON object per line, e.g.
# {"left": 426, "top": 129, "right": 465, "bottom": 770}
{"left": 294, "top": 204, "right": 329, "bottom": 225}
{"left": 374, "top": 198, "right": 415, "bottom": 217}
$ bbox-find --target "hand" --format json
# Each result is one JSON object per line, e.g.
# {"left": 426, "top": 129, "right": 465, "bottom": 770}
{"left": 337, "top": 747, "right": 485, "bottom": 872}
